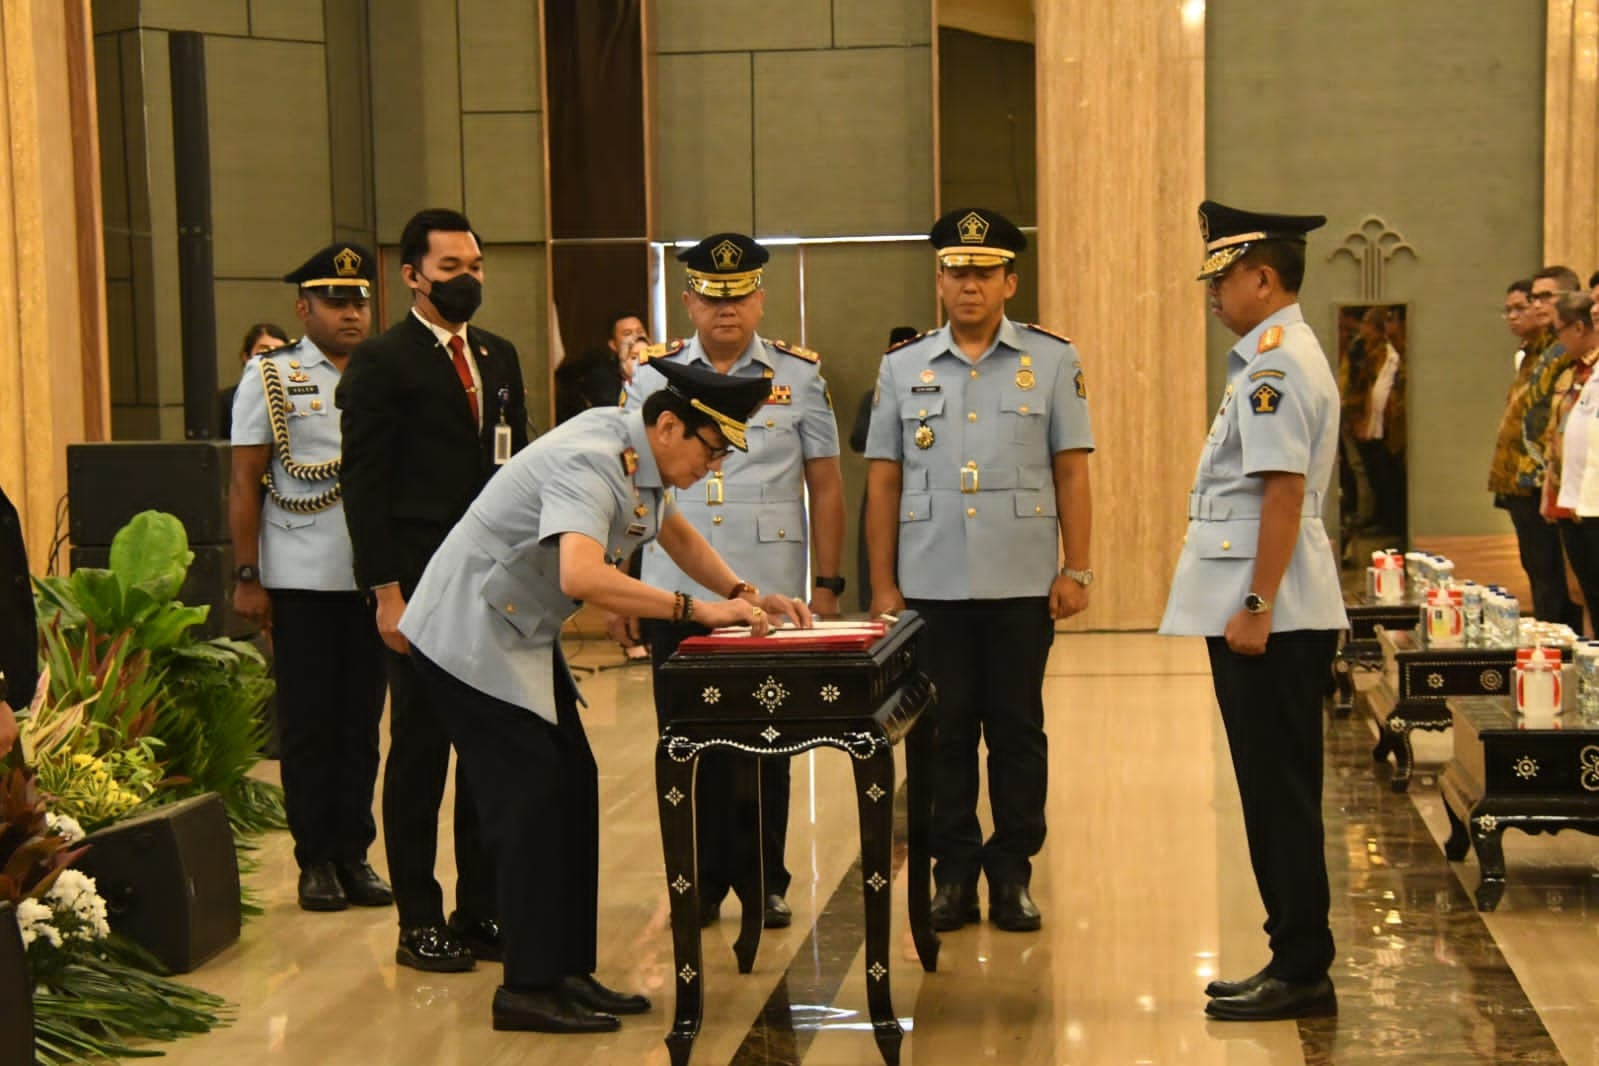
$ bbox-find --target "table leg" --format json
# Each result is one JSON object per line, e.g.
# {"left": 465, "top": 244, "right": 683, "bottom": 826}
{"left": 1330, "top": 652, "right": 1353, "bottom": 718}
{"left": 1442, "top": 798, "right": 1471, "bottom": 861}
{"left": 657, "top": 745, "right": 703, "bottom": 1066}
{"left": 1469, "top": 812, "right": 1507, "bottom": 911}
{"left": 853, "top": 746, "right": 904, "bottom": 1066}
{"left": 903, "top": 705, "right": 939, "bottom": 973}
{"left": 1389, "top": 721, "right": 1416, "bottom": 793}
{"left": 730, "top": 757, "right": 764, "bottom": 974}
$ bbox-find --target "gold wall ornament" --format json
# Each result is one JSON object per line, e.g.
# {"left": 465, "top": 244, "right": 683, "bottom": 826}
{"left": 1327, "top": 216, "right": 1417, "bottom": 302}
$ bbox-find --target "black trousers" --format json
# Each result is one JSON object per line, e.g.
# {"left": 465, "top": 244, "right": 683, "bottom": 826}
{"left": 1505, "top": 493, "right": 1582, "bottom": 628}
{"left": 381, "top": 648, "right": 495, "bottom": 929}
{"left": 1559, "top": 519, "right": 1599, "bottom": 631}
{"left": 412, "top": 649, "right": 597, "bottom": 990}
{"left": 1207, "top": 629, "right": 1339, "bottom": 984}
{"left": 907, "top": 597, "right": 1054, "bottom": 890}
{"left": 642, "top": 618, "right": 792, "bottom": 901}
{"left": 268, "top": 589, "right": 386, "bottom": 870}
{"left": 1354, "top": 439, "right": 1407, "bottom": 537}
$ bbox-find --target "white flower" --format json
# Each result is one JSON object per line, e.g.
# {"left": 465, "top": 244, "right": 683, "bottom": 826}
{"left": 45, "top": 870, "right": 111, "bottom": 942}
{"left": 16, "top": 899, "right": 62, "bottom": 949}
{"left": 45, "top": 812, "right": 86, "bottom": 844}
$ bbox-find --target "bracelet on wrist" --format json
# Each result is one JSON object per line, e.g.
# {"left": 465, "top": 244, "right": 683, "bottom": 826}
{"left": 728, "top": 580, "right": 757, "bottom": 600}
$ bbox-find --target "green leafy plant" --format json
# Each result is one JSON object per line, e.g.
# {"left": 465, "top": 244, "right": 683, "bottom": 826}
{"left": 33, "top": 511, "right": 285, "bottom": 837}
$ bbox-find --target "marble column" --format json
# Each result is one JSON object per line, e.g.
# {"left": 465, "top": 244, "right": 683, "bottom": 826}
{"left": 1035, "top": 0, "right": 1207, "bottom": 629}
{"left": 0, "top": 0, "right": 109, "bottom": 560}
{"left": 1545, "top": 0, "right": 1599, "bottom": 273}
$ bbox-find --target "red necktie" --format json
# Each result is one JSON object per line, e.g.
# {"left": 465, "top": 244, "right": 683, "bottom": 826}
{"left": 448, "top": 335, "right": 479, "bottom": 425}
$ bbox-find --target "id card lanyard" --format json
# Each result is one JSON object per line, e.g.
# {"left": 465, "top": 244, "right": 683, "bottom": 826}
{"left": 493, "top": 386, "right": 513, "bottom": 465}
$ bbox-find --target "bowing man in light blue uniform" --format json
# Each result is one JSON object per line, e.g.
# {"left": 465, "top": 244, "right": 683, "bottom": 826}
{"left": 1160, "top": 201, "right": 1348, "bottom": 1023}
{"left": 622, "top": 231, "right": 846, "bottom": 930}
{"left": 227, "top": 243, "right": 393, "bottom": 913}
{"left": 865, "top": 208, "right": 1095, "bottom": 935}
{"left": 397, "top": 359, "right": 811, "bottom": 1036}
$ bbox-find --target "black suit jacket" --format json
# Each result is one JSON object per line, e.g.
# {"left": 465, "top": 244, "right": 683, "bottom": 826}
{"left": 337, "top": 312, "right": 531, "bottom": 595}
{"left": 0, "top": 486, "right": 37, "bottom": 708}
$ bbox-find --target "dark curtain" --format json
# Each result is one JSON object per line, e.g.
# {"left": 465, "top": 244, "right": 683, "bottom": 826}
{"left": 544, "top": 0, "right": 649, "bottom": 361}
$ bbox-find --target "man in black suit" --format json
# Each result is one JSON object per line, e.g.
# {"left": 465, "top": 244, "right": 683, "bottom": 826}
{"left": 337, "top": 207, "right": 530, "bottom": 973}
{"left": 0, "top": 484, "right": 36, "bottom": 765}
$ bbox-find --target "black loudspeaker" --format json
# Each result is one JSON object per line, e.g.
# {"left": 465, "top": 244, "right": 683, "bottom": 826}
{"left": 0, "top": 903, "right": 34, "bottom": 1066}
{"left": 75, "top": 793, "right": 241, "bottom": 974}
{"left": 70, "top": 542, "right": 246, "bottom": 640}
{"left": 67, "top": 441, "right": 231, "bottom": 547}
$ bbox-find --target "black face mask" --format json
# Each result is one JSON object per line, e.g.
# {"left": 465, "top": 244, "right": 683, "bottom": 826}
{"left": 421, "top": 272, "right": 483, "bottom": 323}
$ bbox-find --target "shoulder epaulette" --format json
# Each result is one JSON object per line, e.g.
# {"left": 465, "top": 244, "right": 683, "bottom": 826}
{"left": 638, "top": 339, "right": 685, "bottom": 365}
{"left": 884, "top": 330, "right": 932, "bottom": 355}
{"left": 1257, "top": 325, "right": 1283, "bottom": 354}
{"left": 260, "top": 338, "right": 303, "bottom": 360}
{"left": 1023, "top": 323, "right": 1072, "bottom": 345}
{"left": 768, "top": 339, "right": 820, "bottom": 364}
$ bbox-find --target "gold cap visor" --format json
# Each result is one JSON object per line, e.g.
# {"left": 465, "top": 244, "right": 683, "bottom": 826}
{"left": 686, "top": 269, "right": 763, "bottom": 299}
{"left": 300, "top": 277, "right": 373, "bottom": 297}
{"left": 936, "top": 247, "right": 1016, "bottom": 269}
{"left": 1196, "top": 245, "right": 1247, "bottom": 281}
{"left": 689, "top": 398, "right": 751, "bottom": 451}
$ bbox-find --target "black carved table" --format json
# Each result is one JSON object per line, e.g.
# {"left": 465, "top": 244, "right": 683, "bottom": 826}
{"left": 1367, "top": 628, "right": 1532, "bottom": 792}
{"left": 655, "top": 613, "right": 938, "bottom": 1066}
{"left": 1331, "top": 593, "right": 1419, "bottom": 718}
{"left": 1441, "top": 695, "right": 1599, "bottom": 910}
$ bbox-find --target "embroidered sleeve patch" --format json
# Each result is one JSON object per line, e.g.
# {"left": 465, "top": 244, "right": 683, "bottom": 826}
{"left": 1074, "top": 369, "right": 1087, "bottom": 398}
{"left": 1248, "top": 368, "right": 1286, "bottom": 381}
{"left": 1249, "top": 383, "right": 1282, "bottom": 415}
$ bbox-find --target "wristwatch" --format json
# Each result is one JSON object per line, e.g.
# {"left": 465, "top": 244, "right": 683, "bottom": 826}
{"left": 1243, "top": 592, "right": 1272, "bottom": 614}
{"left": 1060, "top": 567, "right": 1094, "bottom": 587}
{"left": 814, "top": 575, "right": 846, "bottom": 595}
{"left": 235, "top": 564, "right": 260, "bottom": 584}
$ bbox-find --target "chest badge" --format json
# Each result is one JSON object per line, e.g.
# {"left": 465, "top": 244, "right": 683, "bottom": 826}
{"left": 919, "top": 368, "right": 936, "bottom": 384}
{"left": 1016, "top": 368, "right": 1036, "bottom": 390}
{"left": 914, "top": 422, "right": 935, "bottom": 450}
{"left": 634, "top": 504, "right": 648, "bottom": 518}
{"left": 767, "top": 384, "right": 792, "bottom": 405}
{"left": 620, "top": 447, "right": 639, "bottom": 476}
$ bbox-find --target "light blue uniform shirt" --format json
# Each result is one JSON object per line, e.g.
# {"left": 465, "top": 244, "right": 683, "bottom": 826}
{"left": 864, "top": 318, "right": 1094, "bottom": 600}
{"left": 230, "top": 338, "right": 355, "bottom": 591}
{"left": 624, "top": 333, "right": 840, "bottom": 600}
{"left": 1159, "top": 303, "right": 1349, "bottom": 636}
{"left": 399, "top": 409, "right": 674, "bottom": 724}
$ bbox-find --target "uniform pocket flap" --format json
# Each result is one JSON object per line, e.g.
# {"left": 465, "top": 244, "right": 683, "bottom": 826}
{"left": 479, "top": 562, "right": 542, "bottom": 637}
{"left": 999, "top": 394, "right": 1047, "bottom": 417}
{"left": 901, "top": 394, "right": 945, "bottom": 420}
{"left": 265, "top": 510, "right": 316, "bottom": 531}
{"left": 1189, "top": 520, "right": 1260, "bottom": 560}
{"left": 900, "top": 492, "right": 931, "bottom": 523}
{"left": 755, "top": 508, "right": 803, "bottom": 543}
{"left": 1014, "top": 491, "right": 1057, "bottom": 518}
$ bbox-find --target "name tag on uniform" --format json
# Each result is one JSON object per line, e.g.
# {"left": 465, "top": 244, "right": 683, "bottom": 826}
{"left": 912, "top": 384, "right": 941, "bottom": 394}
{"left": 288, "top": 385, "right": 319, "bottom": 395}
{"left": 626, "top": 522, "right": 647, "bottom": 537}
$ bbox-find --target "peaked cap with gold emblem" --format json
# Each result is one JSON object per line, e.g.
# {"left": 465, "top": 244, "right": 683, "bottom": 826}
{"left": 1195, "top": 200, "right": 1326, "bottom": 281}
{"left": 284, "top": 242, "right": 374, "bottom": 299}
{"left": 930, "top": 207, "right": 1027, "bottom": 269}
{"left": 651, "top": 357, "right": 772, "bottom": 452}
{"left": 678, "top": 232, "right": 769, "bottom": 299}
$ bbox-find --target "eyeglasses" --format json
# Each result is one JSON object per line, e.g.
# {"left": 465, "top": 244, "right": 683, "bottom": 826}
{"left": 1530, "top": 290, "right": 1564, "bottom": 302}
{"left": 694, "top": 429, "right": 733, "bottom": 462}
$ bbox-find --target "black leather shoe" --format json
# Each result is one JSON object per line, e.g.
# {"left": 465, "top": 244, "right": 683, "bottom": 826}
{"left": 492, "top": 986, "right": 619, "bottom": 1033}
{"left": 334, "top": 861, "right": 393, "bottom": 907}
{"left": 1205, "top": 966, "right": 1268, "bottom": 999}
{"left": 396, "top": 924, "right": 475, "bottom": 973}
{"left": 1205, "top": 976, "right": 1337, "bottom": 1021}
{"left": 297, "top": 862, "right": 348, "bottom": 912}
{"left": 560, "top": 974, "right": 651, "bottom": 1016}
{"left": 929, "top": 884, "right": 980, "bottom": 931}
{"left": 763, "top": 894, "right": 792, "bottom": 929}
{"left": 989, "top": 883, "right": 1042, "bottom": 932}
{"left": 448, "top": 912, "right": 503, "bottom": 962}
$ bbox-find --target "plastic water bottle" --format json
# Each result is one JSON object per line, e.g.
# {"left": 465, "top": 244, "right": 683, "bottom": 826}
{"left": 1462, "top": 582, "right": 1484, "bottom": 646}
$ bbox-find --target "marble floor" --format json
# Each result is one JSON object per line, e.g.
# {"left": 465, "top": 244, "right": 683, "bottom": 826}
{"left": 140, "top": 630, "right": 1599, "bottom": 1065}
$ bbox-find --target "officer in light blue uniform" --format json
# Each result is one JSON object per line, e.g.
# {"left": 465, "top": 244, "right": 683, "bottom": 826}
{"left": 228, "top": 242, "right": 393, "bottom": 913}
{"left": 623, "top": 231, "right": 847, "bottom": 929}
{"left": 1160, "top": 201, "right": 1347, "bottom": 1023}
{"left": 865, "top": 208, "right": 1095, "bottom": 934}
{"left": 396, "top": 360, "right": 808, "bottom": 1035}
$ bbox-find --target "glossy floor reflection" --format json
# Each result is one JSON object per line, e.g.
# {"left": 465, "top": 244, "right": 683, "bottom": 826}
{"left": 143, "top": 632, "right": 1596, "bottom": 1065}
